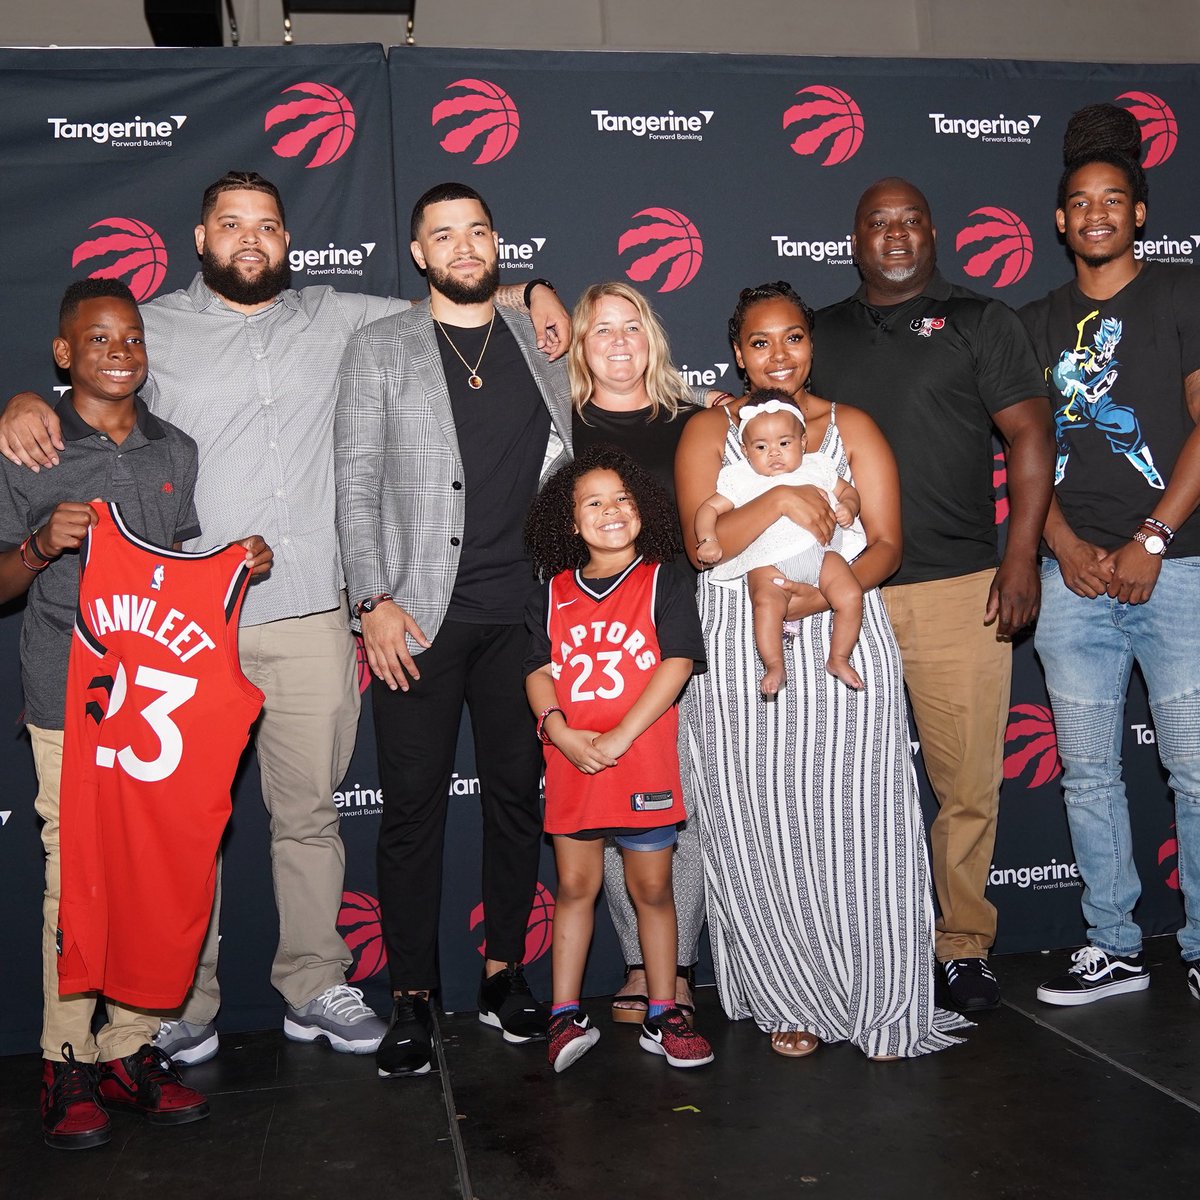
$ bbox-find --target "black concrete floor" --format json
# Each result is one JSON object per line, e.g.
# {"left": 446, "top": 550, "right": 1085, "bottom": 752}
{"left": 3, "top": 938, "right": 1198, "bottom": 1199}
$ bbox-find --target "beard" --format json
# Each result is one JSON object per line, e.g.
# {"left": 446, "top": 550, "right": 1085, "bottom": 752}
{"left": 201, "top": 246, "right": 291, "bottom": 306}
{"left": 425, "top": 258, "right": 500, "bottom": 305}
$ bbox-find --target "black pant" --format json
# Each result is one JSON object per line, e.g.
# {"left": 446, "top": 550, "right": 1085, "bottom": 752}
{"left": 372, "top": 620, "right": 543, "bottom": 991}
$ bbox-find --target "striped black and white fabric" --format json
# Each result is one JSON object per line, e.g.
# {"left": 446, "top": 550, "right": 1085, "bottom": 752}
{"left": 686, "top": 413, "right": 971, "bottom": 1058}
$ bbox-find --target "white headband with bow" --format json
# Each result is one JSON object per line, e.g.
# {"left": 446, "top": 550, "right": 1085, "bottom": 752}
{"left": 738, "top": 398, "right": 806, "bottom": 439}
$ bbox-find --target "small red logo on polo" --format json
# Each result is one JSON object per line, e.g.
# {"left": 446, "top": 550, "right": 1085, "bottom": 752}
{"left": 1003, "top": 703, "right": 1062, "bottom": 789}
{"left": 1116, "top": 91, "right": 1178, "bottom": 169}
{"left": 993, "top": 449, "right": 1008, "bottom": 525}
{"left": 72, "top": 217, "right": 168, "bottom": 302}
{"left": 469, "top": 882, "right": 556, "bottom": 963}
{"left": 618, "top": 207, "right": 703, "bottom": 292}
{"left": 1159, "top": 826, "right": 1179, "bottom": 890}
{"left": 956, "top": 206, "right": 1033, "bottom": 288}
{"left": 265, "top": 82, "right": 356, "bottom": 169}
{"left": 432, "top": 78, "right": 520, "bottom": 164}
{"left": 337, "top": 890, "right": 387, "bottom": 981}
{"left": 162, "top": 482, "right": 173, "bottom": 494}
{"left": 783, "top": 85, "right": 864, "bottom": 166}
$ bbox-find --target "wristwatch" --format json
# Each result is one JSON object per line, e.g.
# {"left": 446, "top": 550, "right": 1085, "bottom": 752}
{"left": 1133, "top": 530, "right": 1167, "bottom": 556}
{"left": 355, "top": 593, "right": 393, "bottom": 617}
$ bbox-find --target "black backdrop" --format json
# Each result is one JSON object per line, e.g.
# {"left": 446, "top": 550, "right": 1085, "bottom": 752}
{"left": 0, "top": 44, "right": 1191, "bottom": 1054}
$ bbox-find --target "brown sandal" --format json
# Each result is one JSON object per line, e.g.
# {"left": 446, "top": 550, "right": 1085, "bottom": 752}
{"left": 611, "top": 963, "right": 649, "bottom": 1024}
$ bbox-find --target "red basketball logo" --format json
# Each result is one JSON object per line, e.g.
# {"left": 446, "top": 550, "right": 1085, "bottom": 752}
{"left": 469, "top": 882, "right": 556, "bottom": 963}
{"left": 72, "top": 217, "right": 168, "bottom": 302}
{"left": 783, "top": 85, "right": 864, "bottom": 166}
{"left": 354, "top": 633, "right": 371, "bottom": 694}
{"left": 1117, "top": 91, "right": 1178, "bottom": 169}
{"left": 618, "top": 207, "right": 703, "bottom": 293}
{"left": 993, "top": 449, "right": 1009, "bottom": 526}
{"left": 1003, "top": 704, "right": 1062, "bottom": 789}
{"left": 1159, "top": 825, "right": 1179, "bottom": 890}
{"left": 337, "top": 890, "right": 387, "bottom": 981}
{"left": 265, "top": 82, "right": 356, "bottom": 169}
{"left": 956, "top": 207, "right": 1033, "bottom": 288}
{"left": 432, "top": 78, "right": 520, "bottom": 165}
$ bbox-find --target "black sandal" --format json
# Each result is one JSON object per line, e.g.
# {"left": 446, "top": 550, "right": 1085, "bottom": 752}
{"left": 677, "top": 964, "right": 697, "bottom": 1027}
{"left": 611, "top": 963, "right": 648, "bottom": 1024}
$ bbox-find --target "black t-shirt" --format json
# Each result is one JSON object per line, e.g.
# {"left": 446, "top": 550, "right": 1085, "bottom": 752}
{"left": 435, "top": 316, "right": 551, "bottom": 623}
{"left": 1019, "top": 263, "right": 1200, "bottom": 558}
{"left": 812, "top": 272, "right": 1045, "bottom": 585}
{"left": 571, "top": 402, "right": 698, "bottom": 586}
{"left": 523, "top": 558, "right": 706, "bottom": 679}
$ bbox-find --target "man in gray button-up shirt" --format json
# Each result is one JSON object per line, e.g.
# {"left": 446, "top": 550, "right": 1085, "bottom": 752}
{"left": 1, "top": 171, "right": 569, "bottom": 1065}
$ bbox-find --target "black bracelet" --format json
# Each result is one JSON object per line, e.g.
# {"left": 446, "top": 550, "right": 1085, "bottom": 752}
{"left": 523, "top": 278, "right": 555, "bottom": 309}
{"left": 26, "top": 528, "right": 53, "bottom": 563}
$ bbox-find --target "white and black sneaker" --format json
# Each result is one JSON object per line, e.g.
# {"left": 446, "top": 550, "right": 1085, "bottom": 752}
{"left": 1037, "top": 946, "right": 1148, "bottom": 1006}
{"left": 1187, "top": 961, "right": 1200, "bottom": 1001}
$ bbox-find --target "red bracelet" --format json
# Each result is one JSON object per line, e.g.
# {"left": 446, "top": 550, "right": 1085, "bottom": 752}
{"left": 18, "top": 536, "right": 48, "bottom": 572}
{"left": 536, "top": 706, "right": 565, "bottom": 744}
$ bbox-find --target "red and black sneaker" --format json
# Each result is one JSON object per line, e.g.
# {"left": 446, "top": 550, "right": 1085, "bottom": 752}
{"left": 98, "top": 1043, "right": 210, "bottom": 1125}
{"left": 41, "top": 1043, "right": 111, "bottom": 1150}
{"left": 639, "top": 1008, "right": 714, "bottom": 1069}
{"left": 547, "top": 1009, "right": 599, "bottom": 1074}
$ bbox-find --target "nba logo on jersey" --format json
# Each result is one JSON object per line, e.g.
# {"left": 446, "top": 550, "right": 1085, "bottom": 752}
{"left": 151, "top": 564, "right": 165, "bottom": 592}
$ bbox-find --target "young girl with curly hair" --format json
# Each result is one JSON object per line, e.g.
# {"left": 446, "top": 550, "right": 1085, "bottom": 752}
{"left": 523, "top": 446, "right": 713, "bottom": 1073}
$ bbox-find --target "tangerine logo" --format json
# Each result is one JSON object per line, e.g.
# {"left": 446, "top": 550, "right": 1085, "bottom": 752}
{"left": 1004, "top": 703, "right": 1062, "bottom": 789}
{"left": 1117, "top": 91, "right": 1178, "bottom": 169}
{"left": 993, "top": 449, "right": 1008, "bottom": 525}
{"left": 783, "top": 85, "right": 864, "bottom": 166}
{"left": 337, "top": 890, "right": 386, "bottom": 981}
{"left": 432, "top": 78, "right": 520, "bottom": 165}
{"left": 956, "top": 206, "right": 1033, "bottom": 288}
{"left": 72, "top": 217, "right": 167, "bottom": 302}
{"left": 265, "top": 82, "right": 356, "bottom": 169}
{"left": 618, "top": 207, "right": 702, "bottom": 293}
{"left": 469, "top": 882, "right": 555, "bottom": 963}
{"left": 1159, "top": 825, "right": 1179, "bottom": 890}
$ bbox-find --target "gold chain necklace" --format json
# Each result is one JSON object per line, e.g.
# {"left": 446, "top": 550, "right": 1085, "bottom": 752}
{"left": 434, "top": 309, "right": 496, "bottom": 390}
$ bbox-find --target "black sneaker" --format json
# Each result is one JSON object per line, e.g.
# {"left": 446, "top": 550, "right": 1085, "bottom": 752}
{"left": 478, "top": 963, "right": 548, "bottom": 1043}
{"left": 1188, "top": 961, "right": 1200, "bottom": 1001}
{"left": 1037, "top": 947, "right": 1148, "bottom": 1006}
{"left": 41, "top": 1044, "right": 111, "bottom": 1150}
{"left": 376, "top": 993, "right": 434, "bottom": 1078}
{"left": 941, "top": 958, "right": 1001, "bottom": 1012}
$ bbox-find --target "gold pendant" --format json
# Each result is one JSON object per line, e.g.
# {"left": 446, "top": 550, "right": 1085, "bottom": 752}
{"left": 468, "top": 374, "right": 483, "bottom": 390}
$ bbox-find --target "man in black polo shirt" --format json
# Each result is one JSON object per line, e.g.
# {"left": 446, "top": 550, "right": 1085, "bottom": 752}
{"left": 334, "top": 182, "right": 573, "bottom": 1076}
{"left": 810, "top": 177, "right": 1054, "bottom": 1011}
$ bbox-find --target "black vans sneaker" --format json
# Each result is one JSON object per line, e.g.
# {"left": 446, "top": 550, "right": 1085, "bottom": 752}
{"left": 1037, "top": 947, "right": 1148, "bottom": 1006}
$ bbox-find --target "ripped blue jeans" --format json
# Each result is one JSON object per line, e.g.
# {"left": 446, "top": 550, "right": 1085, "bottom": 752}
{"left": 1034, "top": 556, "right": 1200, "bottom": 961}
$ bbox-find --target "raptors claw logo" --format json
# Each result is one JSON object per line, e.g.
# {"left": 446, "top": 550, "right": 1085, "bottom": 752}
{"left": 910, "top": 317, "right": 945, "bottom": 338}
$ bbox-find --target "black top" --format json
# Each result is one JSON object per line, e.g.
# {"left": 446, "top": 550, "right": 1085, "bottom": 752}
{"left": 0, "top": 395, "right": 201, "bottom": 729}
{"left": 437, "top": 315, "right": 551, "bottom": 624}
{"left": 571, "top": 402, "right": 698, "bottom": 586}
{"left": 812, "top": 272, "right": 1045, "bottom": 585}
{"left": 1019, "top": 263, "right": 1200, "bottom": 557}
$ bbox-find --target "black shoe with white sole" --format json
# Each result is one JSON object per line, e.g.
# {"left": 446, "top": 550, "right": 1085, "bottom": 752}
{"left": 941, "top": 958, "right": 1000, "bottom": 1012}
{"left": 1037, "top": 946, "right": 1148, "bottom": 1006}
{"left": 376, "top": 994, "right": 434, "bottom": 1078}
{"left": 478, "top": 963, "right": 548, "bottom": 1043}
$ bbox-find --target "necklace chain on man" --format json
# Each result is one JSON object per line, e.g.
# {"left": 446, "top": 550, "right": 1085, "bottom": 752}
{"left": 435, "top": 309, "right": 496, "bottom": 390}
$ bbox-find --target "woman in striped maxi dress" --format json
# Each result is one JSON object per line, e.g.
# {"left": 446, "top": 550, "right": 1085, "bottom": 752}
{"left": 674, "top": 283, "right": 970, "bottom": 1059}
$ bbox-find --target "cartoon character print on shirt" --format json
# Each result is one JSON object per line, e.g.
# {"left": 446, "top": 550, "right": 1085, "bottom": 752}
{"left": 1049, "top": 310, "right": 1165, "bottom": 490}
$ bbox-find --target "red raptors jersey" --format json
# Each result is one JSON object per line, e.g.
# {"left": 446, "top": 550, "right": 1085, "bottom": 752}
{"left": 543, "top": 560, "right": 684, "bottom": 836}
{"left": 57, "top": 502, "right": 263, "bottom": 1008}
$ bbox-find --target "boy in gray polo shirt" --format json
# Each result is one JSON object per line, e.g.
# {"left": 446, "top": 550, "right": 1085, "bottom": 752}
{"left": 0, "top": 279, "right": 268, "bottom": 1150}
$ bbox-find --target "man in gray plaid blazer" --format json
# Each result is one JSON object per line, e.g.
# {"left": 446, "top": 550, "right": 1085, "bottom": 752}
{"left": 334, "top": 182, "right": 572, "bottom": 1078}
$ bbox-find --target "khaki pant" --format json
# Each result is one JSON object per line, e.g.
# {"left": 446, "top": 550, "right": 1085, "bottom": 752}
{"left": 172, "top": 601, "right": 359, "bottom": 1021}
{"left": 30, "top": 725, "right": 160, "bottom": 1063}
{"left": 883, "top": 569, "right": 1012, "bottom": 961}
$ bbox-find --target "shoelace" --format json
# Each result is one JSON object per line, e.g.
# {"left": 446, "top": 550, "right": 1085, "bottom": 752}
{"left": 945, "top": 959, "right": 996, "bottom": 982}
{"left": 152, "top": 1021, "right": 177, "bottom": 1043}
{"left": 51, "top": 1043, "right": 98, "bottom": 1107}
{"left": 1068, "top": 946, "right": 1115, "bottom": 975}
{"left": 315, "top": 984, "right": 374, "bottom": 1020}
{"left": 498, "top": 964, "right": 533, "bottom": 996}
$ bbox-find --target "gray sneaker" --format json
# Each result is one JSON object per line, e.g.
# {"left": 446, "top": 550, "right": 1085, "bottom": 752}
{"left": 152, "top": 1019, "right": 219, "bottom": 1066}
{"left": 283, "top": 984, "right": 386, "bottom": 1054}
